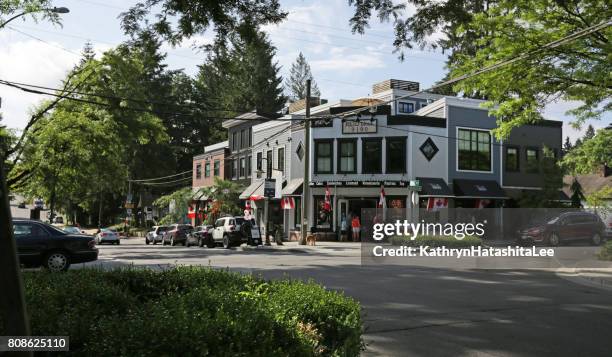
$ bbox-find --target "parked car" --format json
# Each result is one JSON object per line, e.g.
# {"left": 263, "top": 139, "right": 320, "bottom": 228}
{"left": 13, "top": 218, "right": 98, "bottom": 271}
{"left": 600, "top": 212, "right": 612, "bottom": 239}
{"left": 63, "top": 226, "right": 85, "bottom": 235}
{"left": 210, "top": 216, "right": 261, "bottom": 249}
{"left": 96, "top": 228, "right": 120, "bottom": 245}
{"left": 186, "top": 225, "right": 214, "bottom": 247}
{"left": 162, "top": 224, "right": 193, "bottom": 246}
{"left": 519, "top": 211, "right": 606, "bottom": 246}
{"left": 145, "top": 225, "right": 168, "bottom": 245}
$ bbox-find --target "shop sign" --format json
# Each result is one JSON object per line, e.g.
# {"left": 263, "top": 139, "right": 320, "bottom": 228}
{"left": 264, "top": 179, "right": 276, "bottom": 198}
{"left": 309, "top": 180, "right": 409, "bottom": 187}
{"left": 342, "top": 119, "right": 377, "bottom": 134}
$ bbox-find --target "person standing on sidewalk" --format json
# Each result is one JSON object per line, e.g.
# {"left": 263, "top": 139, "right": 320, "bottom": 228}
{"left": 351, "top": 215, "right": 361, "bottom": 242}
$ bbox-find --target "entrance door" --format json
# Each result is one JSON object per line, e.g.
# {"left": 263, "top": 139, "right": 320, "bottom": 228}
{"left": 338, "top": 199, "right": 349, "bottom": 231}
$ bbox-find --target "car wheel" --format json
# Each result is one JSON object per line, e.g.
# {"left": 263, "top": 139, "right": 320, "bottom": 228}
{"left": 592, "top": 233, "right": 602, "bottom": 246}
{"left": 44, "top": 251, "right": 70, "bottom": 272}
{"left": 116, "top": 240, "right": 120, "bottom": 245}
{"left": 171, "top": 236, "right": 176, "bottom": 246}
{"left": 223, "top": 235, "right": 230, "bottom": 249}
{"left": 198, "top": 237, "right": 204, "bottom": 247}
{"left": 184, "top": 239, "right": 188, "bottom": 247}
{"left": 153, "top": 239, "right": 157, "bottom": 245}
{"left": 549, "top": 233, "right": 560, "bottom": 247}
{"left": 206, "top": 236, "right": 215, "bottom": 248}
{"left": 145, "top": 237, "right": 150, "bottom": 245}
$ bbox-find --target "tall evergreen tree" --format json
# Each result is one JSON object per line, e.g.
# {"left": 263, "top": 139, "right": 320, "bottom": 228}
{"left": 562, "top": 136, "right": 573, "bottom": 155}
{"left": 584, "top": 124, "right": 596, "bottom": 141}
{"left": 570, "top": 177, "right": 585, "bottom": 208}
{"left": 79, "top": 41, "right": 95, "bottom": 65}
{"left": 286, "top": 52, "right": 321, "bottom": 100}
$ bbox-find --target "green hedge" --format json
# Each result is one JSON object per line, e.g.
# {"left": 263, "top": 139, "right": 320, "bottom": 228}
{"left": 598, "top": 241, "right": 612, "bottom": 261}
{"left": 7, "top": 268, "right": 362, "bottom": 356}
{"left": 389, "top": 235, "right": 482, "bottom": 248}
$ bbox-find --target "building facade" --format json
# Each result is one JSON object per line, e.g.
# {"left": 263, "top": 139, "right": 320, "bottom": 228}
{"left": 191, "top": 141, "right": 229, "bottom": 226}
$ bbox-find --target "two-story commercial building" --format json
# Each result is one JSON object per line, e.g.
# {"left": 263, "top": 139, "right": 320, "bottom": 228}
{"left": 191, "top": 141, "right": 229, "bottom": 225}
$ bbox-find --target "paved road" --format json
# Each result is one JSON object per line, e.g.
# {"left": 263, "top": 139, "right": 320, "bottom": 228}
{"left": 84, "top": 240, "right": 612, "bottom": 357}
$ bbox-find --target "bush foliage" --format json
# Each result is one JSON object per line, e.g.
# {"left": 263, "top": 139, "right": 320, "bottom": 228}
{"left": 598, "top": 241, "right": 612, "bottom": 261}
{"left": 390, "top": 235, "right": 482, "bottom": 248}
{"left": 8, "top": 268, "right": 362, "bottom": 356}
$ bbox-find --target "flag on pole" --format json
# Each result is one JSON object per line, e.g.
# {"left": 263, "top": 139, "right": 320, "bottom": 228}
{"left": 378, "top": 186, "right": 386, "bottom": 208}
{"left": 324, "top": 185, "right": 331, "bottom": 211}
{"left": 281, "top": 197, "right": 295, "bottom": 210}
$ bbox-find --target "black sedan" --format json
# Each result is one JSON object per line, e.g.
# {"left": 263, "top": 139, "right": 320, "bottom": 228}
{"left": 13, "top": 219, "right": 98, "bottom": 271}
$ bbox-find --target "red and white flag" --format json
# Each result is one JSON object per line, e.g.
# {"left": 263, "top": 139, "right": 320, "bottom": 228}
{"left": 427, "top": 197, "right": 448, "bottom": 212}
{"left": 378, "top": 186, "right": 386, "bottom": 208}
{"left": 187, "top": 205, "right": 196, "bottom": 219}
{"left": 475, "top": 199, "right": 490, "bottom": 209}
{"left": 324, "top": 185, "right": 331, "bottom": 211}
{"left": 281, "top": 197, "right": 295, "bottom": 210}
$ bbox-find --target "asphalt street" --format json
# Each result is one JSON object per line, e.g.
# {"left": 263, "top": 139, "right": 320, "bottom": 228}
{"left": 81, "top": 239, "right": 612, "bottom": 357}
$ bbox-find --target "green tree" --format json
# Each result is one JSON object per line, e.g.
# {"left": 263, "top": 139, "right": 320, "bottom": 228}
{"left": 586, "top": 186, "right": 612, "bottom": 215}
{"left": 0, "top": 0, "right": 64, "bottom": 26}
{"left": 570, "top": 177, "right": 585, "bottom": 208}
{"left": 584, "top": 124, "right": 596, "bottom": 141}
{"left": 562, "top": 136, "right": 573, "bottom": 155}
{"left": 286, "top": 52, "right": 321, "bottom": 100}
{"left": 563, "top": 129, "right": 612, "bottom": 174}
{"left": 153, "top": 186, "right": 193, "bottom": 225}
{"left": 198, "top": 177, "right": 243, "bottom": 224}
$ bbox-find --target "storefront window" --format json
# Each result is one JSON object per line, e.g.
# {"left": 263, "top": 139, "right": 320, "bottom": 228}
{"left": 458, "top": 128, "right": 491, "bottom": 171}
{"left": 293, "top": 197, "right": 301, "bottom": 229}
{"left": 314, "top": 196, "right": 332, "bottom": 230}
{"left": 338, "top": 139, "right": 356, "bottom": 173}
{"left": 362, "top": 139, "right": 382, "bottom": 173}
{"left": 386, "top": 137, "right": 406, "bottom": 173}
{"left": 315, "top": 140, "right": 333, "bottom": 174}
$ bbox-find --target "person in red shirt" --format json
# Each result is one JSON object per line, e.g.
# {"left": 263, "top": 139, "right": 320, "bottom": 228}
{"left": 351, "top": 215, "right": 361, "bottom": 242}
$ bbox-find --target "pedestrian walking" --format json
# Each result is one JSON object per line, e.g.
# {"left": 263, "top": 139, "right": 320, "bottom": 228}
{"left": 351, "top": 215, "right": 361, "bottom": 242}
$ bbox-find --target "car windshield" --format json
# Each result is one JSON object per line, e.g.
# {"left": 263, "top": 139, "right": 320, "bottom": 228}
{"left": 63, "top": 227, "right": 80, "bottom": 233}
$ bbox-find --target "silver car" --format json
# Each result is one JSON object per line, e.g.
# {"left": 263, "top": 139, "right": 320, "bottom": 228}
{"left": 96, "top": 228, "right": 120, "bottom": 245}
{"left": 146, "top": 225, "right": 168, "bottom": 245}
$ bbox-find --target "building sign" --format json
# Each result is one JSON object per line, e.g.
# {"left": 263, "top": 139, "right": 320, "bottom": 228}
{"left": 310, "top": 180, "right": 408, "bottom": 187}
{"left": 264, "top": 178, "right": 276, "bottom": 198}
{"left": 342, "top": 119, "right": 377, "bottom": 134}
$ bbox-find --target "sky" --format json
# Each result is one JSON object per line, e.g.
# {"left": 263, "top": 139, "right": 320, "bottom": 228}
{"left": 0, "top": 0, "right": 609, "bottom": 142}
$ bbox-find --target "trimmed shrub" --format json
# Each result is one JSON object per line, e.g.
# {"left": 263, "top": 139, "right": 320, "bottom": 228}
{"left": 6, "top": 267, "right": 361, "bottom": 356}
{"left": 598, "top": 240, "right": 612, "bottom": 261}
{"left": 390, "top": 235, "right": 482, "bottom": 248}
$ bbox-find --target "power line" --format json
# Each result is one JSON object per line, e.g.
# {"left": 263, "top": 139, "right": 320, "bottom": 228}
{"left": 128, "top": 170, "right": 192, "bottom": 182}
{"left": 137, "top": 176, "right": 193, "bottom": 186}
{"left": 330, "top": 19, "right": 612, "bottom": 120}
{"left": 6, "top": 26, "right": 82, "bottom": 57}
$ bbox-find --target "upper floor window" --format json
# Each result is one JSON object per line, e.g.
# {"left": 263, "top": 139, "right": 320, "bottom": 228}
{"left": 196, "top": 163, "right": 202, "bottom": 179}
{"left": 315, "top": 140, "right": 333, "bottom": 174}
{"left": 256, "top": 152, "right": 263, "bottom": 178}
{"left": 362, "top": 138, "right": 382, "bottom": 174}
{"left": 213, "top": 160, "right": 220, "bottom": 176}
{"left": 398, "top": 102, "right": 414, "bottom": 113}
{"left": 241, "top": 129, "right": 247, "bottom": 150}
{"left": 420, "top": 102, "right": 428, "bottom": 109}
{"left": 204, "top": 162, "right": 211, "bottom": 177}
{"left": 458, "top": 128, "right": 491, "bottom": 171}
{"left": 338, "top": 139, "right": 356, "bottom": 174}
{"left": 506, "top": 147, "right": 519, "bottom": 172}
{"left": 266, "top": 150, "right": 273, "bottom": 177}
{"left": 277, "top": 147, "right": 285, "bottom": 174}
{"left": 232, "top": 159, "right": 238, "bottom": 179}
{"left": 526, "top": 148, "right": 539, "bottom": 173}
{"left": 246, "top": 155, "right": 252, "bottom": 177}
{"left": 248, "top": 128, "right": 252, "bottom": 146}
{"left": 232, "top": 132, "right": 238, "bottom": 151}
{"left": 239, "top": 157, "right": 246, "bottom": 178}
{"left": 386, "top": 137, "right": 406, "bottom": 173}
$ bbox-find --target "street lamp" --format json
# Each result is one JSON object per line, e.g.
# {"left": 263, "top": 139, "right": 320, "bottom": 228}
{"left": 0, "top": 6, "right": 70, "bottom": 29}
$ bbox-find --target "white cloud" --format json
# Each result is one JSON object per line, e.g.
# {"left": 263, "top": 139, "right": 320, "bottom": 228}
{"left": 0, "top": 33, "right": 79, "bottom": 129}
{"left": 311, "top": 54, "right": 385, "bottom": 71}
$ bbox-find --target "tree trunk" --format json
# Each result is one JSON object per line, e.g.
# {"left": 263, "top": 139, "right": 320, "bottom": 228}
{"left": 98, "top": 193, "right": 103, "bottom": 228}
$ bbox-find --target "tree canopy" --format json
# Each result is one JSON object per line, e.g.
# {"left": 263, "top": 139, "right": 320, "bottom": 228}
{"left": 563, "top": 128, "right": 612, "bottom": 175}
{"left": 286, "top": 52, "right": 321, "bottom": 100}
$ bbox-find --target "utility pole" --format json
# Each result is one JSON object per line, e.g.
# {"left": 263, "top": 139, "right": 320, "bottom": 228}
{"left": 0, "top": 149, "right": 32, "bottom": 357}
{"left": 299, "top": 79, "right": 311, "bottom": 245}
{"left": 264, "top": 159, "right": 271, "bottom": 246}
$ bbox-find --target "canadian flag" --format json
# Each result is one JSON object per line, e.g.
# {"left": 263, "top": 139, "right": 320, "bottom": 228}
{"left": 281, "top": 197, "right": 295, "bottom": 210}
{"left": 324, "top": 185, "right": 332, "bottom": 211}
{"left": 427, "top": 197, "right": 448, "bottom": 212}
{"left": 378, "top": 186, "right": 386, "bottom": 208}
{"left": 245, "top": 200, "right": 252, "bottom": 211}
{"left": 475, "top": 199, "right": 490, "bottom": 209}
{"left": 187, "top": 205, "right": 196, "bottom": 219}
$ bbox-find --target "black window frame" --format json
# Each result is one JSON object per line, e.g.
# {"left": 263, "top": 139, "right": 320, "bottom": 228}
{"left": 398, "top": 102, "right": 415, "bottom": 113}
{"left": 386, "top": 137, "right": 407, "bottom": 174}
{"left": 231, "top": 159, "right": 238, "bottom": 179}
{"left": 526, "top": 147, "right": 539, "bottom": 173}
{"left": 256, "top": 152, "right": 263, "bottom": 178}
{"left": 195, "top": 163, "right": 202, "bottom": 179}
{"left": 337, "top": 139, "right": 357, "bottom": 174}
{"left": 314, "top": 139, "right": 334, "bottom": 174}
{"left": 232, "top": 132, "right": 238, "bottom": 151}
{"left": 277, "top": 147, "right": 285, "bottom": 174}
{"left": 362, "top": 138, "right": 383, "bottom": 174}
{"left": 505, "top": 146, "right": 520, "bottom": 172}
{"left": 457, "top": 128, "right": 492, "bottom": 172}
{"left": 239, "top": 157, "right": 246, "bottom": 178}
{"left": 266, "top": 150, "right": 273, "bottom": 178}
{"left": 246, "top": 155, "right": 252, "bottom": 177}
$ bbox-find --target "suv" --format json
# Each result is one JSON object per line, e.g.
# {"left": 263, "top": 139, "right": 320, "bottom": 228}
{"left": 211, "top": 217, "right": 261, "bottom": 249}
{"left": 186, "top": 225, "right": 214, "bottom": 247}
{"left": 146, "top": 225, "right": 168, "bottom": 245}
{"left": 162, "top": 224, "right": 193, "bottom": 246}
{"left": 519, "top": 211, "right": 606, "bottom": 246}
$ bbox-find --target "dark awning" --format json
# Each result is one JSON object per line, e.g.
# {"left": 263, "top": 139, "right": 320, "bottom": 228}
{"left": 453, "top": 179, "right": 508, "bottom": 199}
{"left": 417, "top": 177, "right": 454, "bottom": 197}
